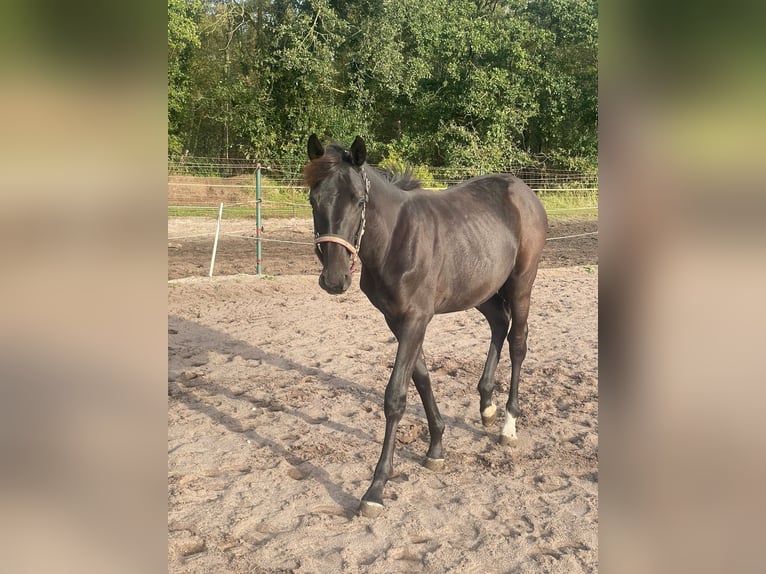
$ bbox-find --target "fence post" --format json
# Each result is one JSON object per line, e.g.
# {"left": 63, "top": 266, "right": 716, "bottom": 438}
{"left": 209, "top": 202, "right": 224, "bottom": 277}
{"left": 256, "top": 163, "right": 263, "bottom": 275}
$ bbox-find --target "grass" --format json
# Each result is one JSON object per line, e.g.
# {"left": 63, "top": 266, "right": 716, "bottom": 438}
{"left": 168, "top": 204, "right": 313, "bottom": 219}
{"left": 168, "top": 206, "right": 255, "bottom": 218}
{"left": 538, "top": 187, "right": 598, "bottom": 214}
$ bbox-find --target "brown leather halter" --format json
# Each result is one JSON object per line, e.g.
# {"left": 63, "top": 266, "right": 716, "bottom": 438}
{"left": 314, "top": 168, "right": 370, "bottom": 273}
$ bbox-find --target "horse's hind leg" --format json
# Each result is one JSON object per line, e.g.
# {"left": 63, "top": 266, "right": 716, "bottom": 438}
{"left": 501, "top": 270, "right": 538, "bottom": 445}
{"left": 476, "top": 296, "right": 511, "bottom": 426}
{"left": 413, "top": 351, "right": 445, "bottom": 470}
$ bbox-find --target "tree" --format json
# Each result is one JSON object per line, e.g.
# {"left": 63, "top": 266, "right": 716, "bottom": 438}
{"left": 167, "top": 0, "right": 598, "bottom": 170}
{"left": 523, "top": 0, "right": 598, "bottom": 165}
{"left": 168, "top": 0, "right": 202, "bottom": 155}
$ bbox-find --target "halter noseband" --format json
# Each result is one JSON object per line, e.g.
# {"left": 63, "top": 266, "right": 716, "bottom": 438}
{"left": 314, "top": 167, "right": 370, "bottom": 273}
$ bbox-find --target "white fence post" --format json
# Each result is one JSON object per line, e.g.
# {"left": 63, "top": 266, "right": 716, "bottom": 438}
{"left": 209, "top": 203, "right": 224, "bottom": 277}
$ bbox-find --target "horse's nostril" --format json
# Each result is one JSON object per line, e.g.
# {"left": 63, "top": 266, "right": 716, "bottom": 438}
{"left": 318, "top": 269, "right": 348, "bottom": 295}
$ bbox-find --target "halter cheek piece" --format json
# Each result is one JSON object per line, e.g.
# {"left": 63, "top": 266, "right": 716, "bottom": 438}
{"left": 314, "top": 167, "right": 371, "bottom": 273}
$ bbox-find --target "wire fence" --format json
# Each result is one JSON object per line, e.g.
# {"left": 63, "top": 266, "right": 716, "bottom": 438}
{"left": 169, "top": 158, "right": 596, "bottom": 212}
{"left": 168, "top": 157, "right": 597, "bottom": 277}
{"left": 168, "top": 155, "right": 598, "bottom": 186}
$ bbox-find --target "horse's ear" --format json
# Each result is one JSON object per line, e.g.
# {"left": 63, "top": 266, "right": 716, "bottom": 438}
{"left": 307, "top": 134, "right": 324, "bottom": 160}
{"left": 350, "top": 135, "right": 366, "bottom": 166}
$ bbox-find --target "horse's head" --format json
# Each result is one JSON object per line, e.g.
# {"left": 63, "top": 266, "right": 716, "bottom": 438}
{"left": 304, "top": 134, "right": 369, "bottom": 295}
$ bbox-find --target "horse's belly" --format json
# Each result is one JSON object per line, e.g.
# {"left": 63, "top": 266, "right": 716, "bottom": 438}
{"left": 431, "top": 243, "right": 516, "bottom": 313}
{"left": 433, "top": 284, "right": 499, "bottom": 314}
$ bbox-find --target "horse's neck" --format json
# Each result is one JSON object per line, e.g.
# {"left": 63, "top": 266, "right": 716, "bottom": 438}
{"left": 359, "top": 172, "right": 407, "bottom": 271}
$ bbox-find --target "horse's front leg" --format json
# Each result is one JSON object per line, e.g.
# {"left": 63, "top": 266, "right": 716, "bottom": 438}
{"left": 359, "top": 315, "right": 429, "bottom": 517}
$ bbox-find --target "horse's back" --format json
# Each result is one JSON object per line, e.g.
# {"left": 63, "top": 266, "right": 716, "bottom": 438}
{"left": 384, "top": 174, "right": 546, "bottom": 313}
{"left": 449, "top": 174, "right": 546, "bottom": 221}
{"left": 451, "top": 174, "right": 548, "bottom": 274}
{"left": 407, "top": 173, "right": 546, "bottom": 249}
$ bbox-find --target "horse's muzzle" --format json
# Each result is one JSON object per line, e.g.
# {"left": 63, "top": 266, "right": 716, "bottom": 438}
{"left": 318, "top": 268, "right": 351, "bottom": 294}
{"left": 316, "top": 236, "right": 355, "bottom": 294}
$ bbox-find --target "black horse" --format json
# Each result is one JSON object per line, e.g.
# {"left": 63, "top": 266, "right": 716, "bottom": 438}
{"left": 305, "top": 134, "right": 548, "bottom": 517}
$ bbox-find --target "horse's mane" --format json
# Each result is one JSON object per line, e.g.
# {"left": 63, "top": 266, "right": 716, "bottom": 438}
{"left": 304, "top": 142, "right": 423, "bottom": 192}
{"left": 303, "top": 144, "right": 347, "bottom": 188}
{"left": 379, "top": 166, "right": 422, "bottom": 191}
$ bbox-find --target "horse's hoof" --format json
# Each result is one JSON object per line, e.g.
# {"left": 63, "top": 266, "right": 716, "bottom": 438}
{"left": 499, "top": 434, "right": 518, "bottom": 447}
{"left": 481, "top": 404, "right": 498, "bottom": 427}
{"left": 358, "top": 500, "right": 384, "bottom": 518}
{"left": 423, "top": 457, "right": 445, "bottom": 472}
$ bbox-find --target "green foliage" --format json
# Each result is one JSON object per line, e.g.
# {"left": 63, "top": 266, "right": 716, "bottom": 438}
{"left": 167, "top": 0, "right": 597, "bottom": 169}
{"left": 168, "top": 0, "right": 202, "bottom": 155}
{"left": 378, "top": 147, "right": 439, "bottom": 188}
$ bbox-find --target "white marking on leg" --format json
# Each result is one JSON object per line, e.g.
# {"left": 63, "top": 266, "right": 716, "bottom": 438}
{"left": 501, "top": 410, "right": 517, "bottom": 441}
{"left": 481, "top": 404, "right": 497, "bottom": 420}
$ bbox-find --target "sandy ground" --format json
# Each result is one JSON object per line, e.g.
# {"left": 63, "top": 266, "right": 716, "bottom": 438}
{"left": 168, "top": 218, "right": 598, "bottom": 573}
